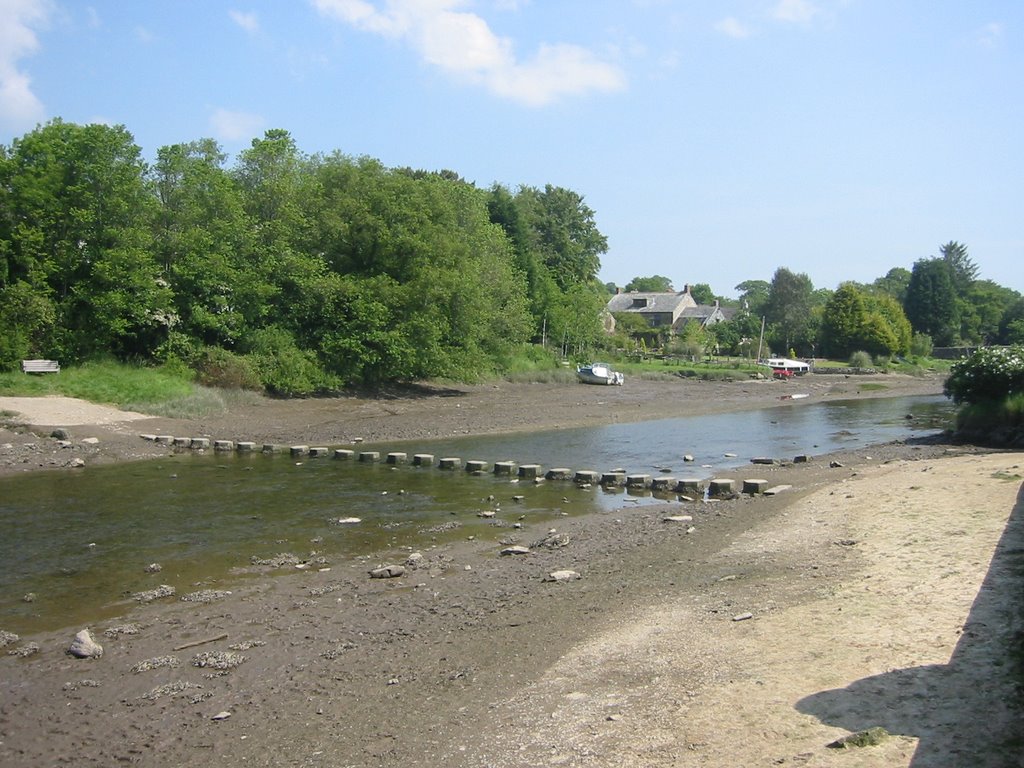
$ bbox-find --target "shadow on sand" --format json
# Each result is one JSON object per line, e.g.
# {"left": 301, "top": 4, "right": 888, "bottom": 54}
{"left": 797, "top": 484, "right": 1024, "bottom": 765}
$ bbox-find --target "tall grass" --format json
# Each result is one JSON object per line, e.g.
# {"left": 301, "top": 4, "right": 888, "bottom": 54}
{"left": 955, "top": 392, "right": 1024, "bottom": 435}
{"left": 0, "top": 359, "right": 237, "bottom": 417}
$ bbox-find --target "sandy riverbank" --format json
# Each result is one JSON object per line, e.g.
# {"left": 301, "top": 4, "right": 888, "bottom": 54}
{"left": 1, "top": 373, "right": 1022, "bottom": 767}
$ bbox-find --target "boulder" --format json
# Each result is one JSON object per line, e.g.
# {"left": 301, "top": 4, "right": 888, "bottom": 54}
{"left": 68, "top": 629, "right": 103, "bottom": 659}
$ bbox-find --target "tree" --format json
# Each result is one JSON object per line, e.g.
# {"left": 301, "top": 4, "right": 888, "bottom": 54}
{"left": 624, "top": 275, "right": 672, "bottom": 292}
{"left": 764, "top": 268, "right": 816, "bottom": 356}
{"left": 150, "top": 139, "right": 261, "bottom": 351}
{"left": 526, "top": 184, "right": 607, "bottom": 291}
{"left": 820, "top": 283, "right": 867, "bottom": 359}
{"left": 2, "top": 120, "right": 171, "bottom": 360}
{"left": 959, "top": 280, "right": 1019, "bottom": 345}
{"left": 904, "top": 258, "right": 959, "bottom": 346}
{"left": 998, "top": 298, "right": 1024, "bottom": 344}
{"left": 688, "top": 282, "right": 716, "bottom": 305}
{"left": 870, "top": 267, "right": 911, "bottom": 303}
{"left": 735, "top": 279, "right": 770, "bottom": 315}
{"left": 940, "top": 240, "right": 978, "bottom": 292}
{"left": 865, "top": 293, "right": 912, "bottom": 356}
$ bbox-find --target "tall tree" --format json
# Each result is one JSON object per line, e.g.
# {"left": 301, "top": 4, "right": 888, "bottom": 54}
{"left": 939, "top": 241, "right": 978, "bottom": 293}
{"left": 820, "top": 283, "right": 867, "bottom": 359}
{"left": 904, "top": 257, "right": 959, "bottom": 346}
{"left": 735, "top": 279, "right": 770, "bottom": 315}
{"left": 2, "top": 120, "right": 171, "bottom": 360}
{"left": 764, "top": 268, "right": 816, "bottom": 355}
{"left": 151, "top": 139, "right": 263, "bottom": 350}
{"left": 526, "top": 184, "right": 607, "bottom": 290}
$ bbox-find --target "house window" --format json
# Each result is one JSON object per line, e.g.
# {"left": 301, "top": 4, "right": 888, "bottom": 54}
{"left": 631, "top": 298, "right": 648, "bottom": 308}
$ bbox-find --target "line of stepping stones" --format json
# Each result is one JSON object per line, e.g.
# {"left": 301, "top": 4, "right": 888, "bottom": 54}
{"left": 139, "top": 433, "right": 803, "bottom": 498}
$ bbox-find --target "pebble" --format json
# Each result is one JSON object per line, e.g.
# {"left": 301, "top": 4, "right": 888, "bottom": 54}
{"left": 500, "top": 545, "right": 530, "bottom": 556}
{"left": 369, "top": 564, "right": 406, "bottom": 579}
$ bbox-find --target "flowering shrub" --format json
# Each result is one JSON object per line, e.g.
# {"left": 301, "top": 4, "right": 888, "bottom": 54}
{"left": 944, "top": 346, "right": 1024, "bottom": 405}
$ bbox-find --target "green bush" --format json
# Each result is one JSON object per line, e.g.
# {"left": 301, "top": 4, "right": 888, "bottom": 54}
{"left": 909, "top": 332, "right": 933, "bottom": 358}
{"left": 193, "top": 347, "right": 262, "bottom": 390}
{"left": 848, "top": 350, "right": 873, "bottom": 369}
{"left": 248, "top": 327, "right": 339, "bottom": 396}
{"left": 944, "top": 346, "right": 1024, "bottom": 405}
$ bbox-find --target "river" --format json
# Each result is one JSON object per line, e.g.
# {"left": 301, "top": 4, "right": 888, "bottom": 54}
{"left": 0, "top": 394, "right": 952, "bottom": 635}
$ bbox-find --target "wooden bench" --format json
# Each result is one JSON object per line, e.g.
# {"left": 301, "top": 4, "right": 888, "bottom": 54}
{"left": 22, "top": 359, "right": 61, "bottom": 374}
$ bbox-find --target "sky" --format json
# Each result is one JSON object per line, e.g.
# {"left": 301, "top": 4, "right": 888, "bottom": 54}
{"left": 2, "top": 0, "right": 1022, "bottom": 297}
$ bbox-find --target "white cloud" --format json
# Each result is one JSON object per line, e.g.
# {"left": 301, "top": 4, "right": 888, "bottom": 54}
{"left": 310, "top": 0, "right": 626, "bottom": 106}
{"left": 975, "top": 21, "right": 1004, "bottom": 48}
{"left": 210, "top": 108, "right": 265, "bottom": 142}
{"left": 0, "top": 0, "right": 52, "bottom": 132}
{"left": 771, "top": 0, "right": 819, "bottom": 25}
{"left": 715, "top": 16, "right": 752, "bottom": 39}
{"left": 229, "top": 9, "right": 260, "bottom": 34}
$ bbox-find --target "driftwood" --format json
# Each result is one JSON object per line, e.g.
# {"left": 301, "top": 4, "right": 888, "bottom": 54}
{"left": 172, "top": 633, "right": 228, "bottom": 651}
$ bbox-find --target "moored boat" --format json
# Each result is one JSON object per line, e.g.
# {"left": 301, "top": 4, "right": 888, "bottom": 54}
{"left": 577, "top": 362, "right": 624, "bottom": 385}
{"left": 763, "top": 357, "right": 810, "bottom": 377}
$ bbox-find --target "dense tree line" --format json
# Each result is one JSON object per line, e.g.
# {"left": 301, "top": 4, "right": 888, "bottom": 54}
{"left": 620, "top": 241, "right": 1022, "bottom": 362}
{"left": 5, "top": 121, "right": 1020, "bottom": 389}
{"left": 0, "top": 121, "right": 609, "bottom": 392}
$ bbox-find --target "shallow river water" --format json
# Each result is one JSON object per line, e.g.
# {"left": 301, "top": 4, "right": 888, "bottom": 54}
{"left": 0, "top": 394, "right": 952, "bottom": 634}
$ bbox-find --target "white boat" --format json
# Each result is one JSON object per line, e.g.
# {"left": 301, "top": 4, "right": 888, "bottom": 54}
{"left": 764, "top": 357, "right": 810, "bottom": 377}
{"left": 577, "top": 362, "right": 624, "bottom": 385}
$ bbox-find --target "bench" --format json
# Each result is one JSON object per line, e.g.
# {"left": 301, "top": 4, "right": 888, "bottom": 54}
{"left": 22, "top": 359, "right": 61, "bottom": 374}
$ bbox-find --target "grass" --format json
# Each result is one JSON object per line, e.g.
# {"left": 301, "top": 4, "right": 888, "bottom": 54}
{"left": 0, "top": 359, "right": 239, "bottom": 418}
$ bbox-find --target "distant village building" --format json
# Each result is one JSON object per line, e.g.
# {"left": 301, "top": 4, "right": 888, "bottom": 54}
{"left": 604, "top": 285, "right": 734, "bottom": 335}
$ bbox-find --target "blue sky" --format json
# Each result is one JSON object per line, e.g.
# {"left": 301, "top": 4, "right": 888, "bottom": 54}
{"left": 2, "top": 0, "right": 1022, "bottom": 296}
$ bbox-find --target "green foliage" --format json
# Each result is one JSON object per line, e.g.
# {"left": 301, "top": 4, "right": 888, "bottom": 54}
{"left": 248, "top": 327, "right": 340, "bottom": 396}
{"left": 848, "top": 350, "right": 874, "bottom": 369}
{"left": 0, "top": 282, "right": 55, "bottom": 370}
{"left": 688, "top": 282, "right": 716, "bottom": 305}
{"left": 764, "top": 268, "right": 819, "bottom": 356}
{"left": 820, "top": 283, "right": 866, "bottom": 358}
{"left": 2, "top": 120, "right": 172, "bottom": 361}
{"left": 999, "top": 299, "right": 1024, "bottom": 344}
{"left": 193, "top": 347, "right": 262, "bottom": 390}
{"left": 954, "top": 391, "right": 1024, "bottom": 445}
{"left": 0, "top": 357, "right": 192, "bottom": 404}
{"left": 870, "top": 267, "right": 911, "bottom": 302}
{"left": 735, "top": 280, "right": 770, "bottom": 316}
{"left": 624, "top": 275, "right": 673, "bottom": 292}
{"left": 904, "top": 257, "right": 959, "bottom": 345}
{"left": 944, "top": 346, "right": 1024, "bottom": 405}
{"left": 940, "top": 240, "right": 978, "bottom": 288}
{"left": 2, "top": 122, "right": 587, "bottom": 393}
{"left": 960, "top": 280, "right": 1021, "bottom": 344}
{"left": 909, "top": 332, "right": 933, "bottom": 357}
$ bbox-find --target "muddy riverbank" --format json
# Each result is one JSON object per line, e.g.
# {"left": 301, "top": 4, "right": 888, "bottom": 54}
{"left": 2, "top": 372, "right": 1022, "bottom": 767}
